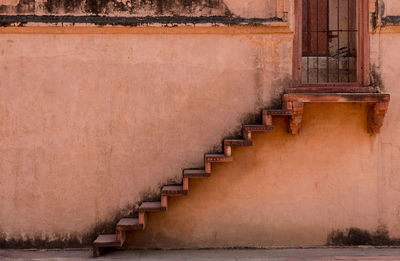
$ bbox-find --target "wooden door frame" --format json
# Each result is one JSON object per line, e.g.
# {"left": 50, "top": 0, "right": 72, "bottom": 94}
{"left": 290, "top": 0, "right": 374, "bottom": 93}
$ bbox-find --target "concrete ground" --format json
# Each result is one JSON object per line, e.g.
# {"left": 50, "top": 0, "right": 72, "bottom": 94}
{"left": 1, "top": 248, "right": 400, "bottom": 260}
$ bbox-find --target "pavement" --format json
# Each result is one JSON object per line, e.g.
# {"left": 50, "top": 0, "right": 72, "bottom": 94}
{"left": 1, "top": 248, "right": 400, "bottom": 260}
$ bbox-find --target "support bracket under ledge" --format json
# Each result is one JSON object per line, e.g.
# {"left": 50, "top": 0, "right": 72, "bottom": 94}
{"left": 283, "top": 93, "right": 390, "bottom": 135}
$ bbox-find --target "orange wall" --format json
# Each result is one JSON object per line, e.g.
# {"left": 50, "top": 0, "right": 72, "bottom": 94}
{"left": 1, "top": 0, "right": 400, "bottom": 248}
{"left": 128, "top": 103, "right": 382, "bottom": 248}
{"left": 0, "top": 27, "right": 293, "bottom": 244}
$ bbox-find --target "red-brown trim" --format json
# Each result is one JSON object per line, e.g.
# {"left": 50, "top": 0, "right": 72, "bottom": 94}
{"left": 286, "top": 86, "right": 377, "bottom": 93}
{"left": 292, "top": 0, "right": 371, "bottom": 91}
{"left": 293, "top": 0, "right": 303, "bottom": 87}
{"left": 361, "top": 0, "right": 370, "bottom": 86}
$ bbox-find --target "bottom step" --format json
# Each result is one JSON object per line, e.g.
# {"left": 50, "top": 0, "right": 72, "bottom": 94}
{"left": 93, "top": 234, "right": 120, "bottom": 247}
{"left": 93, "top": 234, "right": 121, "bottom": 258}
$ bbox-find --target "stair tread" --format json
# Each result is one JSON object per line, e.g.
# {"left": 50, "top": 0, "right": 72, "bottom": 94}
{"left": 183, "top": 169, "right": 210, "bottom": 178}
{"left": 244, "top": 124, "right": 274, "bottom": 128}
{"left": 224, "top": 139, "right": 252, "bottom": 146}
{"left": 205, "top": 153, "right": 231, "bottom": 157}
{"left": 116, "top": 218, "right": 143, "bottom": 231}
{"left": 117, "top": 218, "right": 139, "bottom": 226}
{"left": 243, "top": 124, "right": 274, "bottom": 132}
{"left": 162, "top": 185, "right": 187, "bottom": 195}
{"left": 139, "top": 201, "right": 166, "bottom": 212}
{"left": 205, "top": 154, "right": 233, "bottom": 162}
{"left": 162, "top": 185, "right": 184, "bottom": 191}
{"left": 93, "top": 234, "right": 120, "bottom": 247}
{"left": 266, "top": 109, "right": 292, "bottom": 115}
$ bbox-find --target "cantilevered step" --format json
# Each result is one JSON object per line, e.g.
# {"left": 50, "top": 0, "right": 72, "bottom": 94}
{"left": 93, "top": 234, "right": 121, "bottom": 247}
{"left": 205, "top": 154, "right": 233, "bottom": 163}
{"left": 116, "top": 218, "right": 143, "bottom": 231}
{"left": 224, "top": 139, "right": 252, "bottom": 147}
{"left": 183, "top": 169, "right": 210, "bottom": 178}
{"left": 139, "top": 201, "right": 166, "bottom": 213}
{"left": 265, "top": 109, "right": 292, "bottom": 116}
{"left": 243, "top": 124, "right": 274, "bottom": 132}
{"left": 161, "top": 185, "right": 188, "bottom": 196}
{"left": 93, "top": 234, "right": 122, "bottom": 257}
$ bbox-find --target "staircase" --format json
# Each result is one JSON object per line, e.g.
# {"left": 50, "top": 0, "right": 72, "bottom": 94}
{"left": 92, "top": 92, "right": 390, "bottom": 257}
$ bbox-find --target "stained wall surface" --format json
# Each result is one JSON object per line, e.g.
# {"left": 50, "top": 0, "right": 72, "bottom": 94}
{"left": 128, "top": 103, "right": 382, "bottom": 248}
{"left": 0, "top": 0, "right": 281, "bottom": 18}
{"left": 0, "top": 30, "right": 293, "bottom": 244}
{"left": 1, "top": 0, "right": 400, "bottom": 248}
{"left": 382, "top": 0, "right": 400, "bottom": 16}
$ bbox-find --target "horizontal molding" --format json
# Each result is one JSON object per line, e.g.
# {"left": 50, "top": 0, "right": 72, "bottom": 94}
{"left": 373, "top": 26, "right": 400, "bottom": 34}
{"left": 0, "top": 24, "right": 292, "bottom": 35}
{"left": 382, "top": 16, "right": 400, "bottom": 26}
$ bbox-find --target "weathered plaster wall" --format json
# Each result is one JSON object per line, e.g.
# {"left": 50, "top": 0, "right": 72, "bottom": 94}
{"left": 124, "top": 25, "right": 400, "bottom": 247}
{"left": 0, "top": 30, "right": 292, "bottom": 245}
{"left": 128, "top": 103, "right": 383, "bottom": 248}
{"left": 1, "top": 0, "right": 400, "bottom": 249}
{"left": 382, "top": 0, "right": 400, "bottom": 17}
{"left": 370, "top": 30, "right": 400, "bottom": 237}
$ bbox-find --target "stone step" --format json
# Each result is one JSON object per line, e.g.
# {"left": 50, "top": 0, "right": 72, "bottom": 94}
{"left": 93, "top": 234, "right": 120, "bottom": 248}
{"left": 266, "top": 109, "right": 292, "bottom": 116}
{"left": 116, "top": 218, "right": 143, "bottom": 231}
{"left": 205, "top": 154, "right": 233, "bottom": 163}
{"left": 224, "top": 139, "right": 252, "bottom": 147}
{"left": 243, "top": 124, "right": 274, "bottom": 132}
{"left": 161, "top": 185, "right": 188, "bottom": 196}
{"left": 183, "top": 169, "right": 211, "bottom": 178}
{"left": 139, "top": 201, "right": 166, "bottom": 213}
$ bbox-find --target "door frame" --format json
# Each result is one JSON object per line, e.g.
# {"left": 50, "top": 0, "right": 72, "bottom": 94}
{"left": 291, "top": 0, "right": 373, "bottom": 93}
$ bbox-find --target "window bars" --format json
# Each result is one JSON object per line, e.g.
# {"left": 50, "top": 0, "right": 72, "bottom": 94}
{"left": 302, "top": 0, "right": 357, "bottom": 84}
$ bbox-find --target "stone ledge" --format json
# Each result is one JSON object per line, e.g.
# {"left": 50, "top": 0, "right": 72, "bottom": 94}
{"left": 283, "top": 93, "right": 390, "bottom": 134}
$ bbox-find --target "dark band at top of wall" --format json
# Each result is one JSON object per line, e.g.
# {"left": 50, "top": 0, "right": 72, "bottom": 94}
{"left": 382, "top": 16, "right": 400, "bottom": 26}
{"left": 0, "top": 15, "right": 282, "bottom": 27}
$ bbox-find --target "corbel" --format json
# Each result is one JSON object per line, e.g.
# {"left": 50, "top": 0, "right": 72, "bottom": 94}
{"left": 367, "top": 101, "right": 389, "bottom": 134}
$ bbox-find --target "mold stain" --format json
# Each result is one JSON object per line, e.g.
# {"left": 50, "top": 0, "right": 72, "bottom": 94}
{"left": 370, "top": 64, "right": 385, "bottom": 92}
{"left": 0, "top": 0, "right": 35, "bottom": 13}
{"left": 0, "top": 202, "right": 138, "bottom": 248}
{"left": 327, "top": 225, "right": 400, "bottom": 246}
{"left": 2, "top": 0, "right": 232, "bottom": 16}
